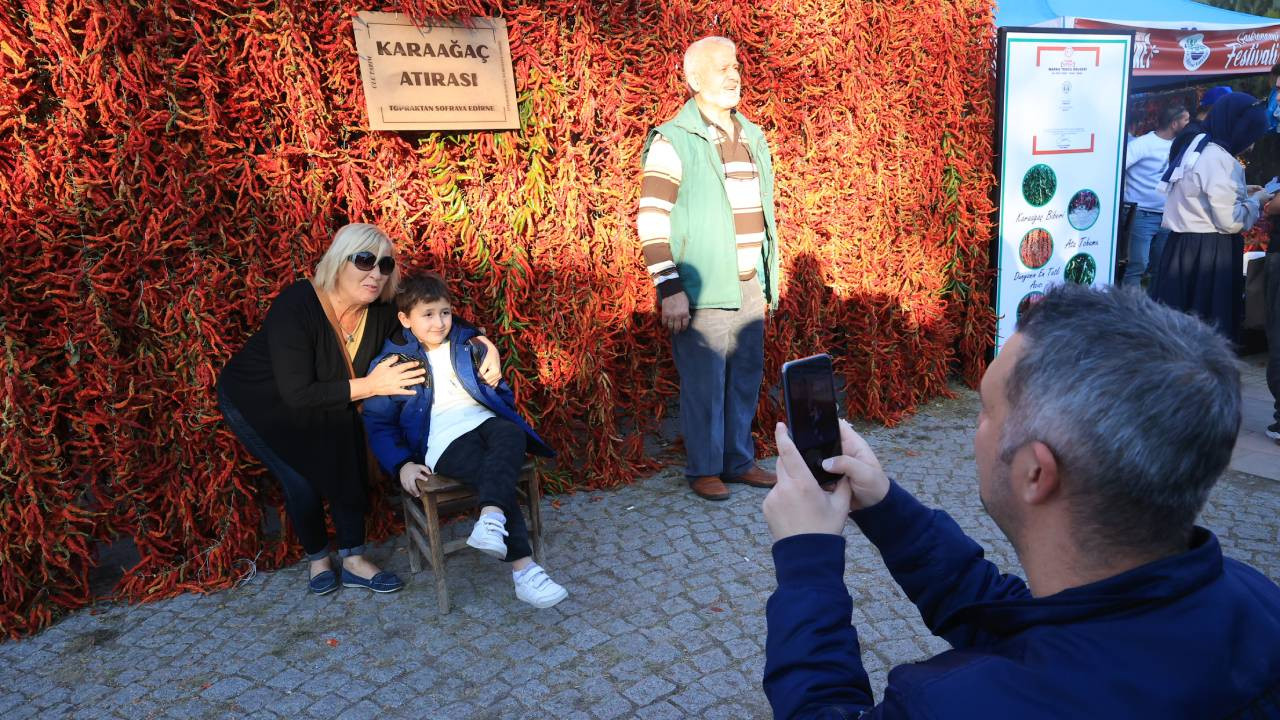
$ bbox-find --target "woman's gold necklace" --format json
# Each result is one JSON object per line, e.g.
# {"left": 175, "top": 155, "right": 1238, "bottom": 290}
{"left": 341, "top": 307, "right": 367, "bottom": 343}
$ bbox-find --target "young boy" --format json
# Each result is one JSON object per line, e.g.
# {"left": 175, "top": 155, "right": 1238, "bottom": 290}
{"left": 362, "top": 273, "right": 566, "bottom": 608}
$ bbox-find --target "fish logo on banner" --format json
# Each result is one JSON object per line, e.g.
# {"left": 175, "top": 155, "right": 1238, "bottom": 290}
{"left": 1179, "top": 34, "right": 1211, "bottom": 71}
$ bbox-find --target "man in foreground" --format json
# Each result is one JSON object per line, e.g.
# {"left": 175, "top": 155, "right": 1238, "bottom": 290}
{"left": 762, "top": 284, "right": 1280, "bottom": 718}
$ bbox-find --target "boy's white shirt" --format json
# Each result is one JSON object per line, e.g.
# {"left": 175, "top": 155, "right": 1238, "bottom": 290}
{"left": 422, "top": 340, "right": 496, "bottom": 469}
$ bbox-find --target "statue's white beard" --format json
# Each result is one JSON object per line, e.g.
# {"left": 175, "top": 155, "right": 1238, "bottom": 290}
{"left": 703, "top": 88, "right": 740, "bottom": 109}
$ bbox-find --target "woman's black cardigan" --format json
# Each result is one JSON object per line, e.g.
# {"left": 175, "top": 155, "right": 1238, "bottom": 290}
{"left": 217, "top": 280, "right": 398, "bottom": 509}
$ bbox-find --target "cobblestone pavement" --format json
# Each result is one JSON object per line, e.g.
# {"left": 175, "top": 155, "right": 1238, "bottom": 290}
{"left": 3, "top": 387, "right": 1278, "bottom": 719}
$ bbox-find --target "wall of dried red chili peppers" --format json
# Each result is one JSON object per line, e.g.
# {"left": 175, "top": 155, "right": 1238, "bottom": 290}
{"left": 0, "top": 0, "right": 995, "bottom": 637}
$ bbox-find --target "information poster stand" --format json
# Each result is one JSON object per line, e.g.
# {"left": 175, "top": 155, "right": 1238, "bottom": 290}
{"left": 993, "top": 28, "right": 1134, "bottom": 354}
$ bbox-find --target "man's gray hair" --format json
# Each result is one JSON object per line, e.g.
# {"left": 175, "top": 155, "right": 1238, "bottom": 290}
{"left": 1004, "top": 283, "right": 1240, "bottom": 555}
{"left": 683, "top": 36, "right": 735, "bottom": 86}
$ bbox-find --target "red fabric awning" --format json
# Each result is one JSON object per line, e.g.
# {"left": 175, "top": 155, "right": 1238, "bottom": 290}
{"left": 1074, "top": 18, "right": 1279, "bottom": 77}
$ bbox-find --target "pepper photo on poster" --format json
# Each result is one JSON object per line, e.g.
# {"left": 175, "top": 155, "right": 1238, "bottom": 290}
{"left": 1016, "top": 291, "right": 1045, "bottom": 321}
{"left": 1022, "top": 164, "right": 1057, "bottom": 207}
{"left": 1064, "top": 253, "right": 1097, "bottom": 285}
{"left": 1019, "top": 228, "right": 1054, "bottom": 269}
{"left": 1068, "top": 189, "right": 1101, "bottom": 230}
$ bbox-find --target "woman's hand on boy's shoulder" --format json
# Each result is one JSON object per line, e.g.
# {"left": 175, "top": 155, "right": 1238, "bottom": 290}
{"left": 473, "top": 336, "right": 503, "bottom": 386}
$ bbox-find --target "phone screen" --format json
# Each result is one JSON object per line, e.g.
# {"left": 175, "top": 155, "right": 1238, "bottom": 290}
{"left": 782, "top": 354, "right": 842, "bottom": 486}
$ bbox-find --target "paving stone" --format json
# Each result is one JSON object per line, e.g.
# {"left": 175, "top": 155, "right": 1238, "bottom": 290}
{"left": 233, "top": 687, "right": 283, "bottom": 712}
{"left": 540, "top": 687, "right": 583, "bottom": 715}
{"left": 690, "top": 647, "right": 730, "bottom": 673}
{"left": 633, "top": 700, "right": 685, "bottom": 719}
{"left": 567, "top": 627, "right": 610, "bottom": 651}
{"left": 668, "top": 685, "right": 718, "bottom": 714}
{"left": 305, "top": 696, "right": 345, "bottom": 718}
{"left": 338, "top": 699, "right": 382, "bottom": 720}
{"left": 2, "top": 705, "right": 39, "bottom": 720}
{"left": 32, "top": 685, "right": 71, "bottom": 707}
{"left": 622, "top": 676, "right": 675, "bottom": 706}
{"left": 268, "top": 692, "right": 313, "bottom": 717}
{"left": 116, "top": 700, "right": 164, "bottom": 720}
{"left": 201, "top": 676, "right": 253, "bottom": 702}
{"left": 589, "top": 691, "right": 636, "bottom": 720}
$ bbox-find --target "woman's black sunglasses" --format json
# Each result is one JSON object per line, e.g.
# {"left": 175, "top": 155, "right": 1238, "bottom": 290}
{"left": 348, "top": 251, "right": 395, "bottom": 274}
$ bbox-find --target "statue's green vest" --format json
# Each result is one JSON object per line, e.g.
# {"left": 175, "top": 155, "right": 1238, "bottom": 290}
{"left": 643, "top": 99, "right": 780, "bottom": 310}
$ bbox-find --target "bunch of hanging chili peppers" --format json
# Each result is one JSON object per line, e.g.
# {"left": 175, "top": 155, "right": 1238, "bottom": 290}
{"left": 0, "top": 0, "right": 995, "bottom": 638}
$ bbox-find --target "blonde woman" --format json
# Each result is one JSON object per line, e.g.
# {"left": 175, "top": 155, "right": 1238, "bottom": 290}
{"left": 217, "top": 224, "right": 500, "bottom": 595}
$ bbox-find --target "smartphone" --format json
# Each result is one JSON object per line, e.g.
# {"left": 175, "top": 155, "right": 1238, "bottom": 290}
{"left": 781, "top": 354, "right": 842, "bottom": 487}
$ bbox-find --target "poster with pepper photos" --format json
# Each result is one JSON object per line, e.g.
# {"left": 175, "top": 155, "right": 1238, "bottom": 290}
{"left": 994, "top": 29, "right": 1133, "bottom": 354}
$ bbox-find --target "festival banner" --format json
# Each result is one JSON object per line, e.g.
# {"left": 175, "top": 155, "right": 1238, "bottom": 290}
{"left": 1074, "top": 19, "right": 1280, "bottom": 78}
{"left": 352, "top": 13, "right": 518, "bottom": 130}
{"left": 994, "top": 29, "right": 1133, "bottom": 354}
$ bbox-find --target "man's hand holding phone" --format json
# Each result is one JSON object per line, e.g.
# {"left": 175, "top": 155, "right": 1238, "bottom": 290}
{"left": 764, "top": 422, "right": 854, "bottom": 541}
{"left": 821, "top": 420, "right": 891, "bottom": 511}
{"left": 765, "top": 423, "right": 895, "bottom": 544}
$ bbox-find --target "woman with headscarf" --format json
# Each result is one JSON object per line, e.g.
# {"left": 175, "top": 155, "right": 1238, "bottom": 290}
{"left": 1150, "top": 92, "right": 1273, "bottom": 341}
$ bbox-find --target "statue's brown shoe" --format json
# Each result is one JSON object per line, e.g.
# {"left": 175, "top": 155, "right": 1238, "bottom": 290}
{"left": 725, "top": 466, "right": 777, "bottom": 488}
{"left": 689, "top": 476, "right": 731, "bottom": 501}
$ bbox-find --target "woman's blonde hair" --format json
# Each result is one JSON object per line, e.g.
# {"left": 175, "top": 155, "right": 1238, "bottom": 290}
{"left": 313, "top": 223, "right": 400, "bottom": 303}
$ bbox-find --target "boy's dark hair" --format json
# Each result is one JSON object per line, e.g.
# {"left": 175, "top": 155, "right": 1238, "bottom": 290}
{"left": 395, "top": 272, "right": 453, "bottom": 314}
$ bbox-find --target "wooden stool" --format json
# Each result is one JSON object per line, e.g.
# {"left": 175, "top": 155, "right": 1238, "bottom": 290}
{"left": 401, "top": 459, "right": 543, "bottom": 614}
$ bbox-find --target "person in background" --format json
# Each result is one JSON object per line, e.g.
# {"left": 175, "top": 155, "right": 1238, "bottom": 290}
{"left": 1265, "top": 193, "right": 1280, "bottom": 441}
{"left": 1167, "top": 85, "right": 1232, "bottom": 168}
{"left": 761, "top": 283, "right": 1280, "bottom": 718}
{"left": 636, "top": 36, "right": 781, "bottom": 501}
{"left": 1151, "top": 92, "right": 1272, "bottom": 342}
{"left": 1266, "top": 64, "right": 1279, "bottom": 132}
{"left": 1122, "top": 104, "right": 1188, "bottom": 287}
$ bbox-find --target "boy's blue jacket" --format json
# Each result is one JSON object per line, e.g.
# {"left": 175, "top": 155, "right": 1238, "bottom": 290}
{"left": 362, "top": 324, "right": 553, "bottom": 476}
{"left": 763, "top": 482, "right": 1280, "bottom": 719}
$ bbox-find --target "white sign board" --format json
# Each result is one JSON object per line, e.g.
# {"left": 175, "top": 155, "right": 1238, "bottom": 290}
{"left": 994, "top": 30, "right": 1132, "bottom": 354}
{"left": 352, "top": 13, "right": 518, "bottom": 131}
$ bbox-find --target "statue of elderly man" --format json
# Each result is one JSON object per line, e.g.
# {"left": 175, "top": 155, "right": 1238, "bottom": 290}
{"left": 636, "top": 36, "right": 782, "bottom": 501}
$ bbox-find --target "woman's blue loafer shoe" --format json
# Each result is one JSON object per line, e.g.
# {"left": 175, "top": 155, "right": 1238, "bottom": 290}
{"left": 340, "top": 569, "right": 404, "bottom": 593}
{"left": 308, "top": 570, "right": 338, "bottom": 596}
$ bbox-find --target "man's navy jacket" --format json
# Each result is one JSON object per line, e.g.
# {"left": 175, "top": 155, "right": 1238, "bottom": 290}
{"left": 764, "top": 482, "right": 1280, "bottom": 718}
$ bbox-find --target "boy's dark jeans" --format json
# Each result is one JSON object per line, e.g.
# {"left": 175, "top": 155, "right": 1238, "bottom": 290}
{"left": 435, "top": 417, "right": 532, "bottom": 562}
{"left": 217, "top": 389, "right": 366, "bottom": 560}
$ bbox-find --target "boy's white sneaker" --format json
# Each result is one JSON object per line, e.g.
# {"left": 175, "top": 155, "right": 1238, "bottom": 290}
{"left": 514, "top": 565, "right": 568, "bottom": 609}
{"left": 466, "top": 514, "right": 508, "bottom": 559}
